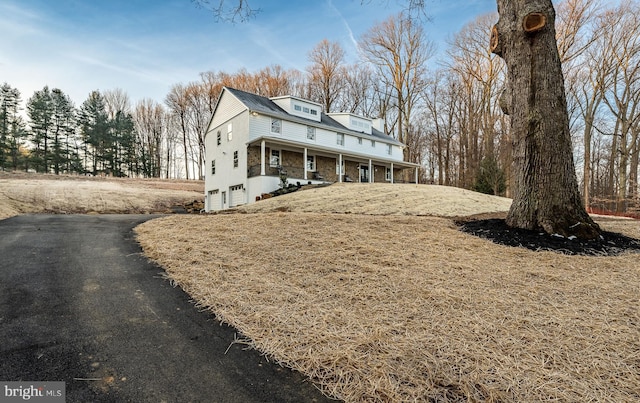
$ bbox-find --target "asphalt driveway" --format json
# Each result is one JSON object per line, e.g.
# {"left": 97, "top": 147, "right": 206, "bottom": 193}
{"left": 0, "top": 214, "right": 334, "bottom": 402}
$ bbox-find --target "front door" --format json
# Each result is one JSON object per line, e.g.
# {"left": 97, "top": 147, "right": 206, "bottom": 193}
{"left": 359, "top": 165, "right": 369, "bottom": 183}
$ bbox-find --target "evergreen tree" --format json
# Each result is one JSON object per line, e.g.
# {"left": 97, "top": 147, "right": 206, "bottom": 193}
{"left": 0, "top": 83, "right": 26, "bottom": 171}
{"left": 473, "top": 156, "right": 506, "bottom": 196}
{"left": 50, "top": 89, "right": 76, "bottom": 175}
{"left": 79, "top": 91, "right": 110, "bottom": 175}
{"left": 27, "top": 86, "right": 55, "bottom": 173}
{"left": 110, "top": 110, "right": 136, "bottom": 177}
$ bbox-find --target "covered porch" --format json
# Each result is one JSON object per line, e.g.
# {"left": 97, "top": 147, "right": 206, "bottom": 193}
{"left": 247, "top": 139, "right": 420, "bottom": 186}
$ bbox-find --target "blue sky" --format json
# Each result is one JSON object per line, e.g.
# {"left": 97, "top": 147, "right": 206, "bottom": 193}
{"left": 0, "top": 0, "right": 496, "bottom": 108}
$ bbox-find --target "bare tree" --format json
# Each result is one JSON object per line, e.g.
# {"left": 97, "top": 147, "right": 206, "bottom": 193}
{"left": 555, "top": 0, "right": 602, "bottom": 64}
{"left": 446, "top": 13, "right": 506, "bottom": 188}
{"left": 133, "top": 99, "right": 165, "bottom": 178}
{"left": 491, "top": 0, "right": 600, "bottom": 238}
{"left": 165, "top": 84, "right": 191, "bottom": 179}
{"left": 191, "top": 0, "right": 259, "bottom": 22}
{"left": 103, "top": 88, "right": 131, "bottom": 119}
{"left": 360, "top": 13, "right": 434, "bottom": 166}
{"left": 306, "top": 40, "right": 346, "bottom": 113}
{"left": 598, "top": 0, "right": 640, "bottom": 209}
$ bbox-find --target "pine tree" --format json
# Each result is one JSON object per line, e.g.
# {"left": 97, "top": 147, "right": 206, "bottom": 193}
{"left": 0, "top": 83, "right": 25, "bottom": 171}
{"left": 79, "top": 91, "right": 110, "bottom": 175}
{"left": 50, "top": 89, "right": 76, "bottom": 175}
{"left": 27, "top": 86, "right": 55, "bottom": 173}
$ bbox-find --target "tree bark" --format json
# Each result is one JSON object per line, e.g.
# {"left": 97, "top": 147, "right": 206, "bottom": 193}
{"left": 492, "top": 0, "right": 600, "bottom": 239}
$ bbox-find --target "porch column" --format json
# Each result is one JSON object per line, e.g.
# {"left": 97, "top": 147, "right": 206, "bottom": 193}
{"left": 369, "top": 159, "right": 373, "bottom": 183}
{"left": 415, "top": 167, "right": 419, "bottom": 184}
{"left": 390, "top": 163, "right": 394, "bottom": 184}
{"left": 339, "top": 154, "right": 343, "bottom": 183}
{"left": 260, "top": 140, "right": 266, "bottom": 176}
{"left": 304, "top": 148, "right": 308, "bottom": 180}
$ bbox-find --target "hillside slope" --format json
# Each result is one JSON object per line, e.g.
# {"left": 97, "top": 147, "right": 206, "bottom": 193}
{"left": 238, "top": 183, "right": 513, "bottom": 216}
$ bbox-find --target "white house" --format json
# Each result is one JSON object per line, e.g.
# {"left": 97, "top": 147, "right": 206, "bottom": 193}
{"left": 203, "top": 87, "right": 420, "bottom": 211}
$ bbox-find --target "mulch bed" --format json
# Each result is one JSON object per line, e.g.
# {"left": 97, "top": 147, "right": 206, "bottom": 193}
{"left": 458, "top": 218, "right": 640, "bottom": 256}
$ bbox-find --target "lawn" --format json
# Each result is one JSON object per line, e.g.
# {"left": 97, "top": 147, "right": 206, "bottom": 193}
{"left": 135, "top": 184, "right": 640, "bottom": 402}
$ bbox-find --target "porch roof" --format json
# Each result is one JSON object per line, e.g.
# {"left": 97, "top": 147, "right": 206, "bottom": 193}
{"left": 247, "top": 136, "right": 420, "bottom": 169}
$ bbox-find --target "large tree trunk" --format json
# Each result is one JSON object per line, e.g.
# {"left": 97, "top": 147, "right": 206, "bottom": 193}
{"left": 492, "top": 0, "right": 600, "bottom": 239}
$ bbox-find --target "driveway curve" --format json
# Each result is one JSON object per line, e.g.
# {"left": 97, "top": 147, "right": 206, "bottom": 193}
{"left": 0, "top": 214, "right": 333, "bottom": 403}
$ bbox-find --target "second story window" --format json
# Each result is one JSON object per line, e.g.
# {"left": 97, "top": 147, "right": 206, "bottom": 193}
{"left": 211, "top": 159, "right": 216, "bottom": 175}
{"left": 358, "top": 137, "right": 363, "bottom": 145}
{"left": 371, "top": 140, "right": 376, "bottom": 147}
{"left": 217, "top": 131, "right": 221, "bottom": 146}
{"left": 271, "top": 118, "right": 281, "bottom": 134}
{"left": 233, "top": 151, "right": 238, "bottom": 168}
{"left": 307, "top": 126, "right": 316, "bottom": 141}
{"left": 227, "top": 123, "right": 233, "bottom": 141}
{"left": 387, "top": 144, "right": 393, "bottom": 155}
{"left": 337, "top": 133, "right": 344, "bottom": 146}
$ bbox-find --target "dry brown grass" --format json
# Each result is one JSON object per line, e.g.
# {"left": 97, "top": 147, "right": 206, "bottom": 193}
{"left": 239, "top": 183, "right": 513, "bottom": 217}
{"left": 135, "top": 185, "right": 640, "bottom": 403}
{"left": 0, "top": 172, "right": 203, "bottom": 220}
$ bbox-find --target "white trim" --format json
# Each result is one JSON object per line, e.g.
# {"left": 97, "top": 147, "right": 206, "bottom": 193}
{"left": 260, "top": 140, "right": 266, "bottom": 175}
{"left": 303, "top": 148, "right": 308, "bottom": 180}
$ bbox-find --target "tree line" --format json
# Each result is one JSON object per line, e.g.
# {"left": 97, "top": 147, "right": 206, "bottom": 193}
{"left": 1, "top": 0, "right": 638, "bottom": 213}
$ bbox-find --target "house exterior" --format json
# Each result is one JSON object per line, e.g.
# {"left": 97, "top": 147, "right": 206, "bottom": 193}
{"left": 203, "top": 87, "right": 420, "bottom": 211}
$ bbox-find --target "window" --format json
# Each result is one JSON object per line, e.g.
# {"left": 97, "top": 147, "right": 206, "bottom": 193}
{"left": 358, "top": 137, "right": 362, "bottom": 145}
{"left": 337, "top": 133, "right": 344, "bottom": 146}
{"left": 371, "top": 140, "right": 376, "bottom": 147}
{"left": 385, "top": 167, "right": 392, "bottom": 181}
{"left": 310, "top": 109, "right": 318, "bottom": 116}
{"left": 270, "top": 149, "right": 281, "bottom": 167}
{"left": 211, "top": 159, "right": 216, "bottom": 175}
{"left": 307, "top": 126, "right": 316, "bottom": 140}
{"left": 271, "top": 118, "right": 281, "bottom": 134}
{"left": 227, "top": 123, "right": 233, "bottom": 141}
{"left": 233, "top": 151, "right": 238, "bottom": 168}
{"left": 294, "top": 104, "right": 302, "bottom": 111}
{"left": 217, "top": 131, "right": 221, "bottom": 146}
{"left": 387, "top": 144, "right": 393, "bottom": 155}
{"left": 306, "top": 155, "right": 316, "bottom": 171}
{"left": 303, "top": 107, "right": 310, "bottom": 113}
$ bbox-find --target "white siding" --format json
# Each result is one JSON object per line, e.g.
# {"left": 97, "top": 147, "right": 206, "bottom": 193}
{"left": 247, "top": 114, "right": 404, "bottom": 162}
{"left": 204, "top": 108, "right": 249, "bottom": 212}
{"left": 210, "top": 91, "right": 247, "bottom": 132}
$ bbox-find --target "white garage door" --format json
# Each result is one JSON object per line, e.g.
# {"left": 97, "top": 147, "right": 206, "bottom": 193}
{"left": 229, "top": 184, "right": 244, "bottom": 207}
{"left": 207, "top": 189, "right": 222, "bottom": 211}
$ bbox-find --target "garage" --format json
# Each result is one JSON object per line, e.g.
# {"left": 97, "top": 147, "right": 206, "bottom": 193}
{"left": 207, "top": 189, "right": 222, "bottom": 211}
{"left": 229, "top": 184, "right": 245, "bottom": 207}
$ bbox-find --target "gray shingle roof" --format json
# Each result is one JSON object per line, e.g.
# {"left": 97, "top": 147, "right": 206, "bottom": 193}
{"left": 224, "top": 87, "right": 404, "bottom": 146}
